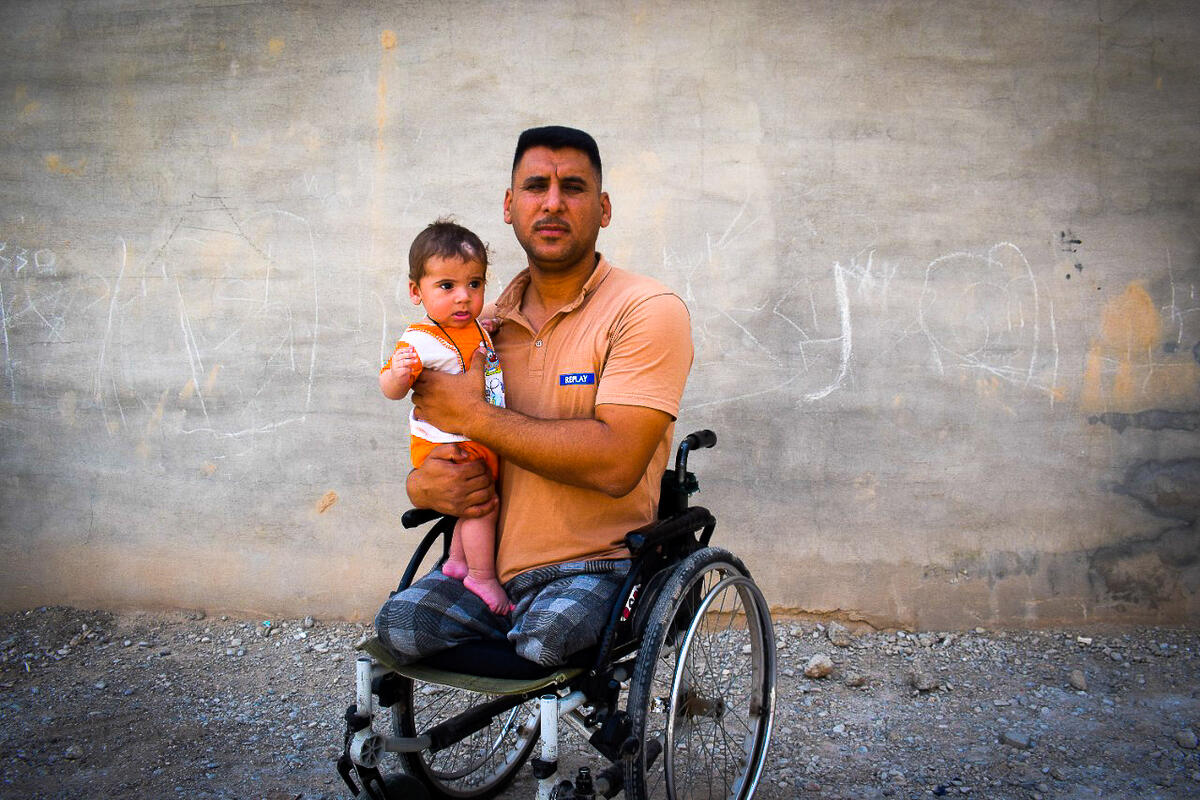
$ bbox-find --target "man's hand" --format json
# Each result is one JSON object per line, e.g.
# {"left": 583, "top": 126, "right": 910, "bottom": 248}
{"left": 407, "top": 443, "right": 498, "bottom": 518}
{"left": 411, "top": 353, "right": 488, "bottom": 436}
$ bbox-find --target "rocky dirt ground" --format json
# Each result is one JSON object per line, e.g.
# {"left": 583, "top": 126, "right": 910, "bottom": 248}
{"left": 0, "top": 606, "right": 1197, "bottom": 799}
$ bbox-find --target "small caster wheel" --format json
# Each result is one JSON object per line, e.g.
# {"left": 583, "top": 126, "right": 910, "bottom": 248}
{"left": 381, "top": 773, "right": 431, "bottom": 800}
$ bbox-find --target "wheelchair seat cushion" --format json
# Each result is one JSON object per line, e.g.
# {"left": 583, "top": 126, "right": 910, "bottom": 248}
{"left": 356, "top": 637, "right": 592, "bottom": 695}
{"left": 421, "top": 637, "right": 596, "bottom": 679}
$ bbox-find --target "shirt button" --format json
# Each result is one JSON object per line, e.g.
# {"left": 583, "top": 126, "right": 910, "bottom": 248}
{"left": 535, "top": 340, "right": 544, "bottom": 347}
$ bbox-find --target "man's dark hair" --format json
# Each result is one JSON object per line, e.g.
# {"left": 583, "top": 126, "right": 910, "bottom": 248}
{"left": 512, "top": 126, "right": 603, "bottom": 185}
{"left": 408, "top": 217, "right": 489, "bottom": 282}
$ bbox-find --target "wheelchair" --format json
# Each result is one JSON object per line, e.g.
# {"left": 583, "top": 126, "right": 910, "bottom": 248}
{"left": 337, "top": 431, "right": 777, "bottom": 800}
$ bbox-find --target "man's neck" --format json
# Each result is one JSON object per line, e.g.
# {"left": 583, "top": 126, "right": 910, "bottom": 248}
{"left": 521, "top": 253, "right": 599, "bottom": 330}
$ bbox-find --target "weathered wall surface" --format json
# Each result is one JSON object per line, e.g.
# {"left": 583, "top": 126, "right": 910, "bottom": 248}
{"left": 1, "top": 1, "right": 1197, "bottom": 627}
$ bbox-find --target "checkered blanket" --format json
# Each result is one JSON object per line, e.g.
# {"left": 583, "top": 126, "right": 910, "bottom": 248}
{"left": 375, "top": 559, "right": 631, "bottom": 667}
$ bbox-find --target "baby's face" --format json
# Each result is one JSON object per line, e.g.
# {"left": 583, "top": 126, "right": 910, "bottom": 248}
{"left": 409, "top": 256, "right": 487, "bottom": 328}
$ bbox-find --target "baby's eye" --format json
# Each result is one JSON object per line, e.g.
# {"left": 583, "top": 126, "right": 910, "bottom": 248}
{"left": 437, "top": 282, "right": 454, "bottom": 291}
{"left": 468, "top": 280, "right": 483, "bottom": 289}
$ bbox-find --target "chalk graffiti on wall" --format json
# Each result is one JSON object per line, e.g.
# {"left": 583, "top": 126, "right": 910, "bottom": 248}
{"left": 88, "top": 195, "right": 321, "bottom": 454}
{"left": 0, "top": 240, "right": 105, "bottom": 406}
{"left": 671, "top": 211, "right": 1072, "bottom": 414}
{"left": 670, "top": 201, "right": 862, "bottom": 413}
{"left": 1163, "top": 251, "right": 1199, "bottom": 357}
{"left": 918, "top": 242, "right": 1061, "bottom": 402}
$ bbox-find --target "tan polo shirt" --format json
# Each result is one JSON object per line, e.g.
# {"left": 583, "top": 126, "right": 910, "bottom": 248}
{"left": 488, "top": 255, "right": 693, "bottom": 583}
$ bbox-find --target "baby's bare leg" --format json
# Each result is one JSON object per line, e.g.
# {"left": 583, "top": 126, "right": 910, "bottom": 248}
{"left": 456, "top": 508, "right": 511, "bottom": 615}
{"left": 442, "top": 532, "right": 468, "bottom": 580}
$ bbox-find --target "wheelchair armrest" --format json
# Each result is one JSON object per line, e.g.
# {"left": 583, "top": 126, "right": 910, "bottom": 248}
{"left": 624, "top": 506, "right": 716, "bottom": 557}
{"left": 402, "top": 508, "right": 449, "bottom": 529}
{"left": 395, "top": 510, "right": 458, "bottom": 593}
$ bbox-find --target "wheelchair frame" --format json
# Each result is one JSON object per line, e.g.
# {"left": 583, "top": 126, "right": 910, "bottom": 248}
{"left": 337, "top": 431, "right": 777, "bottom": 800}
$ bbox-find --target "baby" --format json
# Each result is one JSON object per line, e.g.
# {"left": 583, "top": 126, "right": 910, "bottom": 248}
{"left": 379, "top": 219, "right": 510, "bottom": 614}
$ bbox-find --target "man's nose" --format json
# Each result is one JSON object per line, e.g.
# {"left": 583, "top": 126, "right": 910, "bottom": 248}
{"left": 542, "top": 182, "right": 565, "bottom": 212}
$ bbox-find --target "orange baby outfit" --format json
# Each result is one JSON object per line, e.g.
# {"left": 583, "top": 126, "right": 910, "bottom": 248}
{"left": 381, "top": 319, "right": 505, "bottom": 478}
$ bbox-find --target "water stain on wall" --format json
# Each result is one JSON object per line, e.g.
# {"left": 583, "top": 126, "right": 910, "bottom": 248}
{"left": 1088, "top": 410, "right": 1200, "bottom": 433}
{"left": 43, "top": 154, "right": 87, "bottom": 177}
{"left": 1081, "top": 282, "right": 1200, "bottom": 413}
{"left": 1088, "top": 459, "right": 1200, "bottom": 608}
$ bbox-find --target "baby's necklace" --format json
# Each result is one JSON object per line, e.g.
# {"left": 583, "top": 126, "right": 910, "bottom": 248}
{"left": 428, "top": 316, "right": 494, "bottom": 369}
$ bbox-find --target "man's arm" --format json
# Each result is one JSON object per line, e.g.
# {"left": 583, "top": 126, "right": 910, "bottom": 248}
{"left": 414, "top": 377, "right": 671, "bottom": 497}
{"left": 412, "top": 292, "right": 692, "bottom": 497}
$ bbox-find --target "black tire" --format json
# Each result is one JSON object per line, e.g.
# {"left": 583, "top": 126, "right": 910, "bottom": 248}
{"left": 389, "top": 676, "right": 540, "bottom": 799}
{"left": 354, "top": 773, "right": 431, "bottom": 800}
{"left": 625, "top": 548, "right": 777, "bottom": 800}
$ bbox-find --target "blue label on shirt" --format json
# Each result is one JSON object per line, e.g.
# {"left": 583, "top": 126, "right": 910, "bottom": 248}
{"left": 559, "top": 372, "right": 596, "bottom": 386}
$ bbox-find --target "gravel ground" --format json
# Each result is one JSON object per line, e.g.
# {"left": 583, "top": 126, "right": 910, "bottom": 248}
{"left": 1, "top": 606, "right": 1198, "bottom": 799}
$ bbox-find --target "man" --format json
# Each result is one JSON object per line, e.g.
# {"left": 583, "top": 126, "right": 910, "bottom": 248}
{"left": 375, "top": 126, "right": 693, "bottom": 667}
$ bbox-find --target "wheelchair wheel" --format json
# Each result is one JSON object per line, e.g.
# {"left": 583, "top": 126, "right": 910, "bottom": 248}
{"left": 391, "top": 676, "right": 540, "bottom": 799}
{"left": 625, "top": 547, "right": 776, "bottom": 800}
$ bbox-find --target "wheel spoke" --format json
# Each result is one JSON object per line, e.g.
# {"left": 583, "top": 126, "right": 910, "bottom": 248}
{"left": 393, "top": 678, "right": 539, "bottom": 797}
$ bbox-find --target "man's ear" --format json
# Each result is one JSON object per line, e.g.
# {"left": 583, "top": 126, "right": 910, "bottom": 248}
{"left": 503, "top": 188, "right": 514, "bottom": 225}
{"left": 599, "top": 191, "right": 612, "bottom": 228}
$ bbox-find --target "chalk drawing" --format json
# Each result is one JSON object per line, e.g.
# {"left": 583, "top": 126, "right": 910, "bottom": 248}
{"left": 671, "top": 209, "right": 1076, "bottom": 416}
{"left": 0, "top": 240, "right": 98, "bottom": 405}
{"left": 90, "top": 195, "right": 322, "bottom": 450}
{"left": 673, "top": 201, "right": 857, "bottom": 413}
{"left": 917, "top": 242, "right": 1060, "bottom": 401}
{"left": 93, "top": 238, "right": 126, "bottom": 403}
{"left": 375, "top": 291, "right": 388, "bottom": 368}
{"left": 0, "top": 276, "right": 11, "bottom": 403}
{"left": 1163, "top": 249, "right": 1199, "bottom": 351}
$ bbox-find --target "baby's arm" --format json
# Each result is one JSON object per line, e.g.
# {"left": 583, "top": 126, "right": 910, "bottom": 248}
{"left": 379, "top": 343, "right": 423, "bottom": 400}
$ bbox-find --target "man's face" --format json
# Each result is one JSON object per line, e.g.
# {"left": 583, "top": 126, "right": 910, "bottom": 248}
{"left": 504, "top": 146, "right": 611, "bottom": 273}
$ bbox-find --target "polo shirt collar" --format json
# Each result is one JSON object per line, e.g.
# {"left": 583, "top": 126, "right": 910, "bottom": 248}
{"left": 494, "top": 253, "right": 612, "bottom": 322}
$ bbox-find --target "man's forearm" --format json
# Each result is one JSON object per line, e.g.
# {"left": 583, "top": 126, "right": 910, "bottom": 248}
{"left": 461, "top": 401, "right": 670, "bottom": 498}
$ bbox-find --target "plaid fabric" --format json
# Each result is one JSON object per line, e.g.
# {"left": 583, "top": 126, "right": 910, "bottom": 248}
{"left": 506, "top": 559, "right": 631, "bottom": 666}
{"left": 374, "top": 559, "right": 630, "bottom": 668}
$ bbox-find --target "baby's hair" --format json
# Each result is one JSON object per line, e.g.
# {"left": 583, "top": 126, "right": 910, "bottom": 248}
{"left": 408, "top": 217, "right": 490, "bottom": 282}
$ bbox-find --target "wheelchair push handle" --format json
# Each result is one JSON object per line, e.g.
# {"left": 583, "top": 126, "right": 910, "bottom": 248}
{"left": 675, "top": 429, "right": 716, "bottom": 487}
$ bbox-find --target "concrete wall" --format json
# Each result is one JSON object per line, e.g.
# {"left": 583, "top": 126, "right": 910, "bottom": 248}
{"left": 1, "top": 0, "right": 1197, "bottom": 627}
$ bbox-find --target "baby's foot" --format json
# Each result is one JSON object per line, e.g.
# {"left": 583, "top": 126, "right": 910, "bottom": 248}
{"left": 464, "top": 575, "right": 513, "bottom": 616}
{"left": 441, "top": 558, "right": 468, "bottom": 580}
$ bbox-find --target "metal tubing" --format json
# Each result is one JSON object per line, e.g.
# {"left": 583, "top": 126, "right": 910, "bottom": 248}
{"left": 381, "top": 733, "right": 432, "bottom": 754}
{"left": 355, "top": 657, "right": 374, "bottom": 718}
{"left": 537, "top": 695, "right": 559, "bottom": 800}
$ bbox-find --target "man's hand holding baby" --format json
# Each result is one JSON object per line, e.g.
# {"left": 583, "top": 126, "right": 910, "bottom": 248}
{"left": 411, "top": 351, "right": 489, "bottom": 438}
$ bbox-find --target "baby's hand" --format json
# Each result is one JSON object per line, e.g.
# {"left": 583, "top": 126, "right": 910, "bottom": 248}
{"left": 388, "top": 344, "right": 419, "bottom": 383}
{"left": 479, "top": 316, "right": 502, "bottom": 335}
